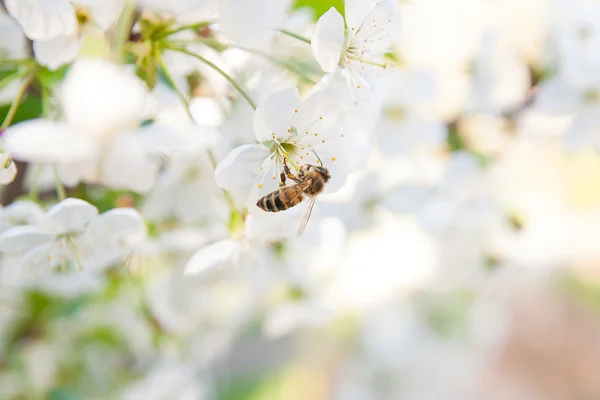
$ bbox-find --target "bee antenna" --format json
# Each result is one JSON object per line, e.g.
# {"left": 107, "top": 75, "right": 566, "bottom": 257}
{"left": 312, "top": 149, "right": 323, "bottom": 166}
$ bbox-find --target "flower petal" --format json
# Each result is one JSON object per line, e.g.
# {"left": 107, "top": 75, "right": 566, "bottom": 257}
{"left": 80, "top": 208, "right": 147, "bottom": 271}
{"left": 311, "top": 7, "right": 345, "bottom": 73}
{"left": 214, "top": 144, "right": 270, "bottom": 191}
{"left": 295, "top": 88, "right": 347, "bottom": 136}
{"left": 40, "top": 198, "right": 98, "bottom": 235}
{"left": 253, "top": 88, "right": 301, "bottom": 141}
{"left": 0, "top": 200, "right": 45, "bottom": 232}
{"left": 184, "top": 239, "right": 241, "bottom": 275}
{"left": 345, "top": 0, "right": 377, "bottom": 32}
{"left": 0, "top": 225, "right": 51, "bottom": 253}
{"left": 99, "top": 132, "right": 161, "bottom": 193}
{"left": 5, "top": 0, "right": 76, "bottom": 41}
{"left": 33, "top": 34, "right": 81, "bottom": 70}
{"left": 4, "top": 119, "right": 97, "bottom": 163}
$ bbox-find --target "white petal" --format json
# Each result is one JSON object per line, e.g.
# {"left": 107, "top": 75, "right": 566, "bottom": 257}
{"left": 82, "top": 0, "right": 124, "bottom": 31}
{"left": 244, "top": 212, "right": 299, "bottom": 243}
{"left": 214, "top": 144, "right": 270, "bottom": 191}
{"left": 60, "top": 59, "right": 149, "bottom": 138}
{"left": 80, "top": 208, "right": 147, "bottom": 271}
{"left": 5, "top": 0, "right": 76, "bottom": 41}
{"left": 33, "top": 35, "right": 81, "bottom": 70}
{"left": 0, "top": 200, "right": 45, "bottom": 231}
{"left": 98, "top": 132, "right": 160, "bottom": 193}
{"left": 311, "top": 8, "right": 345, "bottom": 73}
{"left": 4, "top": 119, "right": 97, "bottom": 163}
{"left": 0, "top": 226, "right": 51, "bottom": 253}
{"left": 253, "top": 88, "right": 301, "bottom": 141}
{"left": 0, "top": 153, "right": 17, "bottom": 185}
{"left": 40, "top": 198, "right": 98, "bottom": 234}
{"left": 295, "top": 88, "right": 347, "bottom": 135}
{"left": 345, "top": 0, "right": 377, "bottom": 32}
{"left": 184, "top": 239, "right": 241, "bottom": 275}
{"left": 0, "top": 11, "right": 28, "bottom": 59}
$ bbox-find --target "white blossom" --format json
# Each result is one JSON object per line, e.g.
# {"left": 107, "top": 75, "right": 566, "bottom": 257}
{"left": 311, "top": 1, "right": 400, "bottom": 101}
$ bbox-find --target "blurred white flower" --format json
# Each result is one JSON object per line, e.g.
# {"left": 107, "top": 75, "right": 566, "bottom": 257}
{"left": 4, "top": 59, "right": 170, "bottom": 192}
{"left": 312, "top": 1, "right": 399, "bottom": 101}
{"left": 6, "top": 0, "right": 124, "bottom": 69}
{"left": 0, "top": 198, "right": 146, "bottom": 275}
{"left": 143, "top": 143, "right": 228, "bottom": 225}
{"left": 467, "top": 32, "right": 530, "bottom": 114}
{"left": 376, "top": 69, "right": 447, "bottom": 157}
{"left": 0, "top": 200, "right": 44, "bottom": 233}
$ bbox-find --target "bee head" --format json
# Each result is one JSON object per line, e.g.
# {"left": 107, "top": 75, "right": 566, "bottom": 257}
{"left": 301, "top": 164, "right": 330, "bottom": 182}
{"left": 318, "top": 166, "right": 330, "bottom": 182}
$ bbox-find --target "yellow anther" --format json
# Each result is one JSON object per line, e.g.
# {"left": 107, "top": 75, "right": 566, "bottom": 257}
{"left": 332, "top": 157, "right": 336, "bottom": 161}
{"left": 258, "top": 184, "right": 263, "bottom": 188}
{"left": 322, "top": 140, "right": 325, "bottom": 143}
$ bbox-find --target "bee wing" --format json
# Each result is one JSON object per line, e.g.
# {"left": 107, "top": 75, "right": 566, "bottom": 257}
{"left": 297, "top": 195, "right": 317, "bottom": 237}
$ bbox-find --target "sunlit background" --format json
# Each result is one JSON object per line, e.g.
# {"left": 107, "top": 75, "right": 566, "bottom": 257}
{"left": 2, "top": 0, "right": 600, "bottom": 399}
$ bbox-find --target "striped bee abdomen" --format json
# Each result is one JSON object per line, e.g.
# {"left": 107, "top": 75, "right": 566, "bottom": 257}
{"left": 257, "top": 187, "right": 303, "bottom": 212}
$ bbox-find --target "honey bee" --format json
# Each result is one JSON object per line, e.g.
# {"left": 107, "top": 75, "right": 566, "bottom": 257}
{"left": 257, "top": 158, "right": 330, "bottom": 237}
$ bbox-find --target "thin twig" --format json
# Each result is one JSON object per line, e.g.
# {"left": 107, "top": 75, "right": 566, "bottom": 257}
{"left": 165, "top": 45, "right": 257, "bottom": 110}
{"left": 1, "top": 73, "right": 33, "bottom": 129}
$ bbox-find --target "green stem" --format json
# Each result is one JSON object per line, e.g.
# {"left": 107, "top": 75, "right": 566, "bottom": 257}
{"left": 53, "top": 165, "right": 66, "bottom": 201}
{"left": 155, "top": 49, "right": 191, "bottom": 118}
{"left": 1, "top": 73, "right": 33, "bottom": 129}
{"left": 153, "top": 21, "right": 214, "bottom": 40}
{"left": 0, "top": 70, "right": 24, "bottom": 91}
{"left": 206, "top": 148, "right": 237, "bottom": 212}
{"left": 278, "top": 29, "right": 311, "bottom": 44}
{"left": 112, "top": 0, "right": 136, "bottom": 62}
{"left": 165, "top": 45, "right": 257, "bottom": 110}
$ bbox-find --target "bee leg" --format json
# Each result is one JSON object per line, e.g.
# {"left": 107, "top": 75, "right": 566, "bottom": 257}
{"left": 283, "top": 158, "right": 303, "bottom": 184}
{"left": 279, "top": 171, "right": 287, "bottom": 186}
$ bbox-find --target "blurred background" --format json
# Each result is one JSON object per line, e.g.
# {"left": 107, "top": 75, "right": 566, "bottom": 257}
{"left": 2, "top": 0, "right": 600, "bottom": 399}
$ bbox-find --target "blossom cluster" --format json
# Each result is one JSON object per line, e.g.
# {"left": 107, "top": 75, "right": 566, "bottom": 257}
{"left": 1, "top": 0, "right": 600, "bottom": 398}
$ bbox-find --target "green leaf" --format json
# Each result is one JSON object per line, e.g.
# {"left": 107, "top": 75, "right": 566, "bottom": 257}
{"left": 0, "top": 94, "right": 43, "bottom": 125}
{"left": 38, "top": 65, "right": 70, "bottom": 89}
{"left": 294, "top": 0, "right": 344, "bottom": 20}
